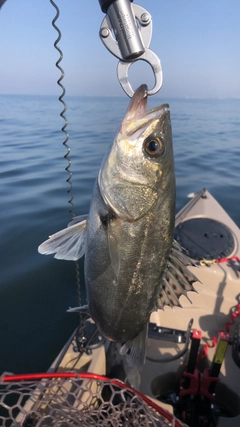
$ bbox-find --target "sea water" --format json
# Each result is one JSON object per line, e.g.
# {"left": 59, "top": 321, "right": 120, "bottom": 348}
{"left": 0, "top": 94, "right": 240, "bottom": 373}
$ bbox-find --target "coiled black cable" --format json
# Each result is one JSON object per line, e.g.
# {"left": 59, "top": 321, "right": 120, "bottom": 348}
{"left": 50, "top": 0, "right": 84, "bottom": 333}
{"left": 50, "top": 0, "right": 75, "bottom": 215}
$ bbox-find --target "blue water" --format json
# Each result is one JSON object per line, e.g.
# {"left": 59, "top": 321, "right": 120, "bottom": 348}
{"left": 1, "top": 94, "right": 240, "bottom": 374}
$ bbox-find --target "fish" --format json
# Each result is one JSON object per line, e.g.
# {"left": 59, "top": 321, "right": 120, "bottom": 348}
{"left": 38, "top": 84, "right": 198, "bottom": 370}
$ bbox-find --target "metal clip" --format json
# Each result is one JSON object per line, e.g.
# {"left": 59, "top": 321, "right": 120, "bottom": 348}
{"left": 117, "top": 49, "right": 162, "bottom": 97}
{"left": 199, "top": 258, "right": 216, "bottom": 267}
{"left": 99, "top": 1, "right": 163, "bottom": 97}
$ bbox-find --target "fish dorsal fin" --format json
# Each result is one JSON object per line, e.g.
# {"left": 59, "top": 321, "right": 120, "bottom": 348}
{"left": 157, "top": 240, "right": 199, "bottom": 308}
{"left": 119, "top": 323, "right": 148, "bottom": 372}
{"left": 38, "top": 218, "right": 87, "bottom": 261}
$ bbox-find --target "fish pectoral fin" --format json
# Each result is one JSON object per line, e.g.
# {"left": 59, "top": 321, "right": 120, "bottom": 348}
{"left": 158, "top": 240, "right": 200, "bottom": 309}
{"left": 119, "top": 324, "right": 148, "bottom": 372}
{"left": 67, "top": 214, "right": 88, "bottom": 227}
{"left": 108, "top": 221, "right": 121, "bottom": 277}
{"left": 67, "top": 305, "right": 89, "bottom": 314}
{"left": 38, "top": 219, "right": 87, "bottom": 261}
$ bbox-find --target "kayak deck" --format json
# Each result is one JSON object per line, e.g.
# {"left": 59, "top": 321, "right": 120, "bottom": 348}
{"left": 142, "top": 189, "right": 240, "bottom": 426}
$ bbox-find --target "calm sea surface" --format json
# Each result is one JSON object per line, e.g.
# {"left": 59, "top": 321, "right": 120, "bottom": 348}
{"left": 1, "top": 94, "right": 240, "bottom": 374}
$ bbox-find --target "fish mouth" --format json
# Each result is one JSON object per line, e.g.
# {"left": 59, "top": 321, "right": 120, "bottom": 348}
{"left": 124, "top": 84, "right": 148, "bottom": 121}
{"left": 122, "top": 84, "right": 169, "bottom": 135}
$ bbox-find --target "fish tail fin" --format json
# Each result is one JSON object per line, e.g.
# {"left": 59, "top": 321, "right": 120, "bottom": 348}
{"left": 119, "top": 323, "right": 148, "bottom": 372}
{"left": 157, "top": 240, "right": 200, "bottom": 308}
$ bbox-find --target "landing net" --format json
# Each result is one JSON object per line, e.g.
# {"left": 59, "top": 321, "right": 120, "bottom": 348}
{"left": 0, "top": 372, "right": 187, "bottom": 427}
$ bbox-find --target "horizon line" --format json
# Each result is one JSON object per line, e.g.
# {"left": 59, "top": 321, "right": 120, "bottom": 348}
{"left": 1, "top": 93, "right": 240, "bottom": 100}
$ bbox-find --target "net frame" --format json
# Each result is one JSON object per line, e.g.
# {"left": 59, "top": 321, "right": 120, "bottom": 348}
{"left": 0, "top": 372, "right": 187, "bottom": 426}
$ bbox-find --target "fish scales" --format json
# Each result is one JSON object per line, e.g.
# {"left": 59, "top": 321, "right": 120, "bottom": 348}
{"left": 86, "top": 187, "right": 173, "bottom": 343}
{"left": 38, "top": 85, "right": 199, "bottom": 370}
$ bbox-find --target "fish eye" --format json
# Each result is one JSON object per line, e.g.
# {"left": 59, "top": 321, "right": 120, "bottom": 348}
{"left": 143, "top": 136, "right": 165, "bottom": 158}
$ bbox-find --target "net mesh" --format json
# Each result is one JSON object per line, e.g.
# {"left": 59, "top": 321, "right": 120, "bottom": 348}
{"left": 0, "top": 373, "right": 184, "bottom": 427}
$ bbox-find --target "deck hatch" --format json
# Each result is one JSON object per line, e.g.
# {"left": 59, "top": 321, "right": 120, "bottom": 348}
{"left": 174, "top": 218, "right": 235, "bottom": 260}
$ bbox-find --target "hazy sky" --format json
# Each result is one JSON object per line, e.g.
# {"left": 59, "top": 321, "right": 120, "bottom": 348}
{"left": 1, "top": 0, "right": 239, "bottom": 98}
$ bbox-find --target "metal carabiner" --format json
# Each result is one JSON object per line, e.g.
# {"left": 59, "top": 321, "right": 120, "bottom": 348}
{"left": 99, "top": 1, "right": 163, "bottom": 97}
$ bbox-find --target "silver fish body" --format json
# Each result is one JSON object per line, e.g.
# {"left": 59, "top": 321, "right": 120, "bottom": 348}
{"left": 85, "top": 102, "right": 175, "bottom": 343}
{"left": 39, "top": 85, "right": 198, "bottom": 369}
